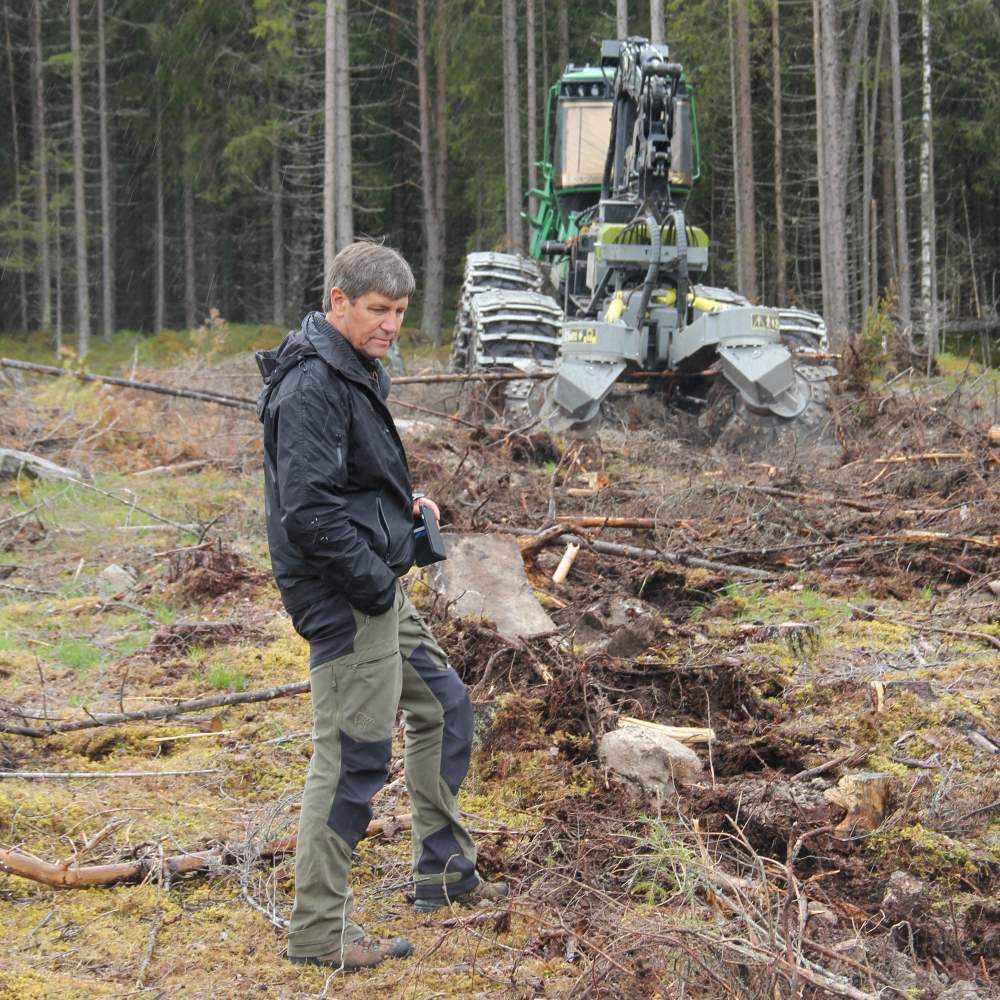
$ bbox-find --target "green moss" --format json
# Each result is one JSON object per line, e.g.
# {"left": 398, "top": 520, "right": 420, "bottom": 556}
{"left": 868, "top": 824, "right": 977, "bottom": 882}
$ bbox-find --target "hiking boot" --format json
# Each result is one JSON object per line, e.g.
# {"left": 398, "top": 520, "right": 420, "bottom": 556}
{"left": 413, "top": 878, "right": 510, "bottom": 913}
{"left": 287, "top": 934, "right": 412, "bottom": 971}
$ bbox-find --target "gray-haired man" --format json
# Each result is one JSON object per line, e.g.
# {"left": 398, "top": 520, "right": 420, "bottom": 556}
{"left": 257, "top": 242, "right": 507, "bottom": 970}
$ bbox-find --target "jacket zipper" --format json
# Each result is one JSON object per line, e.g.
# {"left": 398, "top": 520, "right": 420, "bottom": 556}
{"left": 375, "top": 497, "right": 392, "bottom": 557}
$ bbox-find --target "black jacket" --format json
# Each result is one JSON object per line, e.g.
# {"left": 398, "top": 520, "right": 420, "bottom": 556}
{"left": 258, "top": 311, "right": 415, "bottom": 619}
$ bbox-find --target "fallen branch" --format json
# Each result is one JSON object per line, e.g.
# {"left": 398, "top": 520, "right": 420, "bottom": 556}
{"left": 553, "top": 516, "right": 656, "bottom": 529}
{"left": 0, "top": 357, "right": 256, "bottom": 411}
{"left": 866, "top": 450, "right": 998, "bottom": 466}
{"left": 132, "top": 459, "right": 211, "bottom": 478}
{"left": 551, "top": 542, "right": 580, "bottom": 584}
{"left": 0, "top": 486, "right": 72, "bottom": 529}
{"left": 616, "top": 716, "right": 715, "bottom": 745}
{"left": 0, "top": 768, "right": 221, "bottom": 780}
{"left": 262, "top": 814, "right": 412, "bottom": 857}
{"left": 390, "top": 397, "right": 485, "bottom": 430}
{"left": 0, "top": 679, "right": 310, "bottom": 738}
{"left": 863, "top": 529, "right": 1000, "bottom": 550}
{"left": 847, "top": 604, "right": 1000, "bottom": 651}
{"left": 792, "top": 748, "right": 872, "bottom": 781}
{"left": 62, "top": 475, "right": 198, "bottom": 533}
{"left": 0, "top": 813, "right": 411, "bottom": 890}
{"left": 495, "top": 525, "right": 774, "bottom": 580}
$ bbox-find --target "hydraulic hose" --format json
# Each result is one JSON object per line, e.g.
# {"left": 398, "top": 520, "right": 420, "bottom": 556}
{"left": 635, "top": 209, "right": 660, "bottom": 329}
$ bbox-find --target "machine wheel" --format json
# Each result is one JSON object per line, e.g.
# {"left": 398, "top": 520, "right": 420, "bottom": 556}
{"left": 699, "top": 363, "right": 837, "bottom": 454}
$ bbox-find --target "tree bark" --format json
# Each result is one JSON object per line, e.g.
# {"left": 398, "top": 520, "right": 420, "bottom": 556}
{"left": 733, "top": 0, "right": 758, "bottom": 301}
{"left": 270, "top": 86, "right": 284, "bottom": 327}
{"left": 154, "top": 88, "right": 164, "bottom": 333}
{"left": 769, "top": 0, "right": 786, "bottom": 306}
{"left": 502, "top": 0, "right": 524, "bottom": 252}
{"left": 616, "top": 0, "right": 628, "bottom": 39}
{"left": 556, "top": 0, "right": 568, "bottom": 73}
{"left": 323, "top": 0, "right": 336, "bottom": 280}
{"left": 878, "top": 38, "right": 897, "bottom": 289}
{"left": 650, "top": 0, "right": 665, "bottom": 44}
{"left": 526, "top": 0, "right": 538, "bottom": 223}
{"left": 284, "top": 133, "right": 314, "bottom": 320}
{"left": 919, "top": 0, "right": 936, "bottom": 361}
{"left": 416, "top": 0, "right": 444, "bottom": 344}
{"left": 54, "top": 147, "right": 63, "bottom": 351}
{"left": 728, "top": 3, "right": 743, "bottom": 290}
{"left": 812, "top": 0, "right": 850, "bottom": 348}
{"left": 888, "top": 0, "right": 910, "bottom": 326}
{"left": 862, "top": 5, "right": 885, "bottom": 316}
{"left": 96, "top": 0, "right": 114, "bottom": 341}
{"left": 30, "top": 0, "right": 51, "bottom": 331}
{"left": 69, "top": 0, "right": 91, "bottom": 355}
{"left": 183, "top": 108, "right": 196, "bottom": 331}
{"left": 3, "top": 1, "right": 28, "bottom": 333}
{"left": 333, "top": 0, "right": 353, "bottom": 251}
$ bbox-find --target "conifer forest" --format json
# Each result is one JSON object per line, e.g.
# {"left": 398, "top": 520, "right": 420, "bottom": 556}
{"left": 1, "top": 0, "right": 999, "bottom": 350}
{"left": 0, "top": 2, "right": 998, "bottom": 998}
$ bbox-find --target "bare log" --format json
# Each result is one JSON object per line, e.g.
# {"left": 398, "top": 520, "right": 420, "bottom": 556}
{"left": 553, "top": 516, "right": 656, "bottom": 529}
{"left": 0, "top": 680, "right": 310, "bottom": 738}
{"left": 494, "top": 525, "right": 774, "bottom": 580}
{"left": 0, "top": 814, "right": 412, "bottom": 890}
{"left": 0, "top": 768, "right": 220, "bottom": 780}
{"left": 0, "top": 357, "right": 256, "bottom": 411}
{"left": 551, "top": 542, "right": 580, "bottom": 584}
{"left": 617, "top": 716, "right": 715, "bottom": 745}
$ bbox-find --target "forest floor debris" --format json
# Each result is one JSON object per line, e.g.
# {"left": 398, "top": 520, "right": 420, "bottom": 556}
{"left": 0, "top": 350, "right": 998, "bottom": 997}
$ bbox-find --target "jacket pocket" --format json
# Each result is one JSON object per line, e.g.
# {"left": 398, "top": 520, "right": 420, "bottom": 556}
{"left": 375, "top": 496, "right": 391, "bottom": 558}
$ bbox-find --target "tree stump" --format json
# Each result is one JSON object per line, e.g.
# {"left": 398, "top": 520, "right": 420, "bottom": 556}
{"left": 824, "top": 771, "right": 895, "bottom": 833}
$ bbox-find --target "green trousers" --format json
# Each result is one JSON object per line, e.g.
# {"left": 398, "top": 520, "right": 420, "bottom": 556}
{"left": 287, "top": 582, "right": 478, "bottom": 958}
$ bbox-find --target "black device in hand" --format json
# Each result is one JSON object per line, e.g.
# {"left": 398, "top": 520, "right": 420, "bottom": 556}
{"left": 413, "top": 504, "right": 447, "bottom": 566}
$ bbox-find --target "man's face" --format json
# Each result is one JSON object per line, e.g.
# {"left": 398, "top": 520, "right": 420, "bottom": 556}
{"left": 327, "top": 288, "right": 408, "bottom": 360}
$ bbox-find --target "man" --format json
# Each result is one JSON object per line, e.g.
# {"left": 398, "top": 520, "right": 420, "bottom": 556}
{"left": 257, "top": 241, "right": 506, "bottom": 972}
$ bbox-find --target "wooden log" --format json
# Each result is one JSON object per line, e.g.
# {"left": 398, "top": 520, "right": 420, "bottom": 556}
{"left": 553, "top": 516, "right": 656, "bottom": 529}
{"left": 495, "top": 525, "right": 773, "bottom": 580}
{"left": 617, "top": 716, "right": 715, "bottom": 745}
{"left": 551, "top": 542, "right": 580, "bottom": 584}
{"left": 0, "top": 814, "right": 412, "bottom": 890}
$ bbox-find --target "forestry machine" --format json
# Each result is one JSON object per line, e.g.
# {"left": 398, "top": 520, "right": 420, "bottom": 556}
{"left": 450, "top": 37, "right": 835, "bottom": 438}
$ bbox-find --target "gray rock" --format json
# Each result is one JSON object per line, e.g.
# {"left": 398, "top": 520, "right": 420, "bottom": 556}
{"left": 936, "top": 982, "right": 984, "bottom": 1000}
{"left": 881, "top": 870, "right": 928, "bottom": 919}
{"left": 424, "top": 533, "right": 555, "bottom": 641}
{"left": 96, "top": 563, "right": 136, "bottom": 595}
{"left": 0, "top": 448, "right": 81, "bottom": 482}
{"left": 597, "top": 726, "right": 702, "bottom": 798}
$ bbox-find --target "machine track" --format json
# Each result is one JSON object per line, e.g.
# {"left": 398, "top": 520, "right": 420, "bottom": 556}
{"left": 450, "top": 253, "right": 563, "bottom": 421}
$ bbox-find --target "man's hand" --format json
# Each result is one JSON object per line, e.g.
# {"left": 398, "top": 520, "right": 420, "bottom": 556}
{"left": 412, "top": 496, "right": 440, "bottom": 521}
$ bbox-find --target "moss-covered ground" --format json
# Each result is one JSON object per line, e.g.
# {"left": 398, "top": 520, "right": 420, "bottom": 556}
{"left": 1, "top": 338, "right": 998, "bottom": 996}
